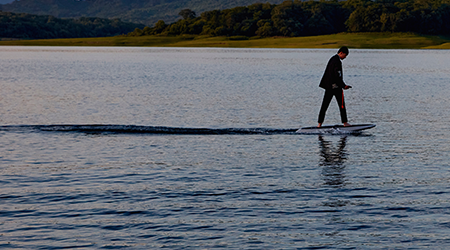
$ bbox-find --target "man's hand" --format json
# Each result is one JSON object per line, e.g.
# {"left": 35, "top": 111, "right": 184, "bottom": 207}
{"left": 344, "top": 85, "right": 352, "bottom": 89}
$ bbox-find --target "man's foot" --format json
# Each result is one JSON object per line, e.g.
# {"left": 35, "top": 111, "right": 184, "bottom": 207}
{"left": 318, "top": 123, "right": 322, "bottom": 128}
{"left": 343, "top": 122, "right": 352, "bottom": 127}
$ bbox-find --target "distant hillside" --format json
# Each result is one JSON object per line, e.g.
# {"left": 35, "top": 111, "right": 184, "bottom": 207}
{"left": 0, "top": 11, "right": 144, "bottom": 39}
{"left": 0, "top": 0, "right": 13, "bottom": 4}
{"left": 1, "top": 0, "right": 286, "bottom": 26}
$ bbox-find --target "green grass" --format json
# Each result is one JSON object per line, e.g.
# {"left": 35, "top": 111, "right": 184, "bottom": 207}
{"left": 1, "top": 33, "right": 449, "bottom": 49}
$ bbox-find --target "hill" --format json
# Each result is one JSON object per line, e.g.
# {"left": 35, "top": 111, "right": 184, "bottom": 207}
{"left": 0, "top": 11, "right": 144, "bottom": 39}
{"left": 2, "top": 0, "right": 449, "bottom": 41}
{"left": 0, "top": 0, "right": 286, "bottom": 26}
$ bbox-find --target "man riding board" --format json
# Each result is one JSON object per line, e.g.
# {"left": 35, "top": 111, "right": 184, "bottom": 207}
{"left": 317, "top": 46, "right": 352, "bottom": 128}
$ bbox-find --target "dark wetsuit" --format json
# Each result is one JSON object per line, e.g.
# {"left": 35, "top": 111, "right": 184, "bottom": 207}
{"left": 318, "top": 54, "right": 348, "bottom": 124}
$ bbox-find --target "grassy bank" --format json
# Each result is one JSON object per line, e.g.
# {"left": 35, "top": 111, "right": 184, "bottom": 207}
{"left": 1, "top": 33, "right": 449, "bottom": 49}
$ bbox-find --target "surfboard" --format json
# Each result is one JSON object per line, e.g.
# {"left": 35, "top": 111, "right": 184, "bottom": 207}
{"left": 297, "top": 123, "right": 376, "bottom": 133}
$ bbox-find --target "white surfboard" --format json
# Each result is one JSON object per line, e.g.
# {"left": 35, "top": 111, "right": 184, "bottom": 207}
{"left": 297, "top": 124, "right": 376, "bottom": 134}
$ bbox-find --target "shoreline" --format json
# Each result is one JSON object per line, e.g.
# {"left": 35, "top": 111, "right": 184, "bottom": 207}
{"left": 1, "top": 33, "right": 449, "bottom": 49}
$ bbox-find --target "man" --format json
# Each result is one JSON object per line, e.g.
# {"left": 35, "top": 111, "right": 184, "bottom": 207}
{"left": 317, "top": 46, "right": 352, "bottom": 128}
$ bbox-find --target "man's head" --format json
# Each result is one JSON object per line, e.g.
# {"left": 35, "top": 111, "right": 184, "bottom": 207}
{"left": 337, "top": 46, "right": 349, "bottom": 60}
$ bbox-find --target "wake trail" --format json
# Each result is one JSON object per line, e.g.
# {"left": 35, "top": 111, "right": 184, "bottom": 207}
{"left": 0, "top": 124, "right": 300, "bottom": 135}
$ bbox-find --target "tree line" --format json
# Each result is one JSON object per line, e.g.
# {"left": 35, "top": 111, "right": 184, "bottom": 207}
{"left": 126, "top": 0, "right": 450, "bottom": 38}
{"left": 0, "top": 11, "right": 144, "bottom": 39}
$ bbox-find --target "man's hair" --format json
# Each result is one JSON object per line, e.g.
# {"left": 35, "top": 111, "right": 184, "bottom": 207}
{"left": 338, "top": 46, "right": 349, "bottom": 55}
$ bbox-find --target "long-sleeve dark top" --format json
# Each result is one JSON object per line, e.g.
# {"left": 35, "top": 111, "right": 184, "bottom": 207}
{"left": 319, "top": 54, "right": 346, "bottom": 90}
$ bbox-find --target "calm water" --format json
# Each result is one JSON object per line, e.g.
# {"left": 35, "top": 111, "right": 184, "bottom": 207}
{"left": 1, "top": 46, "right": 450, "bottom": 249}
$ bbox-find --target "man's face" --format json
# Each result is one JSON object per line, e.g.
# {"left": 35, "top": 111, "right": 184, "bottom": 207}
{"left": 338, "top": 52, "right": 348, "bottom": 60}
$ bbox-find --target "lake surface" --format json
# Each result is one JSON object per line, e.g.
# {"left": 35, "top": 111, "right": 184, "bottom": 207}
{"left": 1, "top": 46, "right": 450, "bottom": 249}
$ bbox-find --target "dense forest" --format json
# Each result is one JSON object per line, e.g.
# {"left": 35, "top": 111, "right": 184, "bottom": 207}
{"left": 2, "top": 0, "right": 450, "bottom": 40}
{"left": 125, "top": 0, "right": 450, "bottom": 38}
{"left": 0, "top": 12, "right": 144, "bottom": 39}
{"left": 0, "top": 0, "right": 286, "bottom": 25}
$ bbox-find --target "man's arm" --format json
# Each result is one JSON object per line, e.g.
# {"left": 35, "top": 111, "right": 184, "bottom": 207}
{"left": 332, "top": 57, "right": 351, "bottom": 89}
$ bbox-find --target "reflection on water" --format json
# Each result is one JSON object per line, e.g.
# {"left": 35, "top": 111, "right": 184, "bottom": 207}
{"left": 319, "top": 135, "right": 347, "bottom": 188}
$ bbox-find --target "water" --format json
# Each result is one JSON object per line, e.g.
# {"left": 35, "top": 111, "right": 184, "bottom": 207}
{"left": 1, "top": 46, "right": 450, "bottom": 249}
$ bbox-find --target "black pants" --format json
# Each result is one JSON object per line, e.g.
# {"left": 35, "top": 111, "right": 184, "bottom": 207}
{"left": 318, "top": 88, "right": 348, "bottom": 124}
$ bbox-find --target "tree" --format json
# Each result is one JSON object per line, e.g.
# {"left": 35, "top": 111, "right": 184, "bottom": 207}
{"left": 187, "top": 19, "right": 204, "bottom": 34}
{"left": 179, "top": 9, "right": 196, "bottom": 20}
{"left": 223, "top": 6, "right": 252, "bottom": 34}
{"left": 256, "top": 19, "right": 276, "bottom": 37}
{"left": 346, "top": 3, "right": 383, "bottom": 32}
{"left": 271, "top": 1, "right": 306, "bottom": 36}
{"left": 153, "top": 20, "right": 167, "bottom": 34}
{"left": 167, "top": 19, "right": 188, "bottom": 35}
{"left": 305, "top": 13, "right": 334, "bottom": 35}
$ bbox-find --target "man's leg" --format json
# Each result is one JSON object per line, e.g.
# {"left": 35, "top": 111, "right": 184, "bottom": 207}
{"left": 318, "top": 90, "right": 334, "bottom": 126}
{"left": 334, "top": 89, "right": 349, "bottom": 125}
